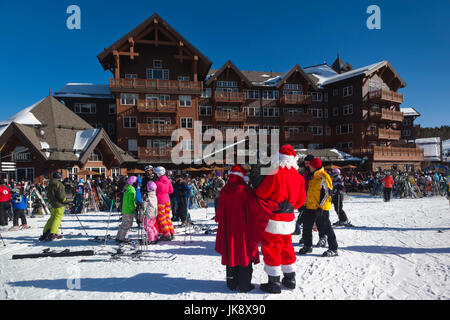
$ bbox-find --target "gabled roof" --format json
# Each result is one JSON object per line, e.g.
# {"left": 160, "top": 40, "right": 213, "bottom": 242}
{"left": 54, "top": 83, "right": 114, "bottom": 100}
{"left": 0, "top": 96, "right": 136, "bottom": 164}
{"left": 205, "top": 60, "right": 252, "bottom": 87}
{"left": 275, "top": 64, "right": 318, "bottom": 90}
{"left": 97, "top": 13, "right": 212, "bottom": 79}
{"left": 400, "top": 107, "right": 421, "bottom": 117}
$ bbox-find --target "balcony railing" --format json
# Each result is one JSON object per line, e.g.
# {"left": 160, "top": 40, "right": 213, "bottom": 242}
{"left": 281, "top": 94, "right": 312, "bottom": 105}
{"left": 283, "top": 110, "right": 313, "bottom": 123}
{"left": 137, "top": 123, "right": 177, "bottom": 136}
{"left": 369, "top": 109, "right": 404, "bottom": 122}
{"left": 214, "top": 91, "right": 246, "bottom": 103}
{"left": 137, "top": 99, "right": 178, "bottom": 112}
{"left": 215, "top": 111, "right": 246, "bottom": 122}
{"left": 284, "top": 131, "right": 313, "bottom": 142}
{"left": 349, "top": 146, "right": 424, "bottom": 162}
{"left": 138, "top": 147, "right": 172, "bottom": 159}
{"left": 369, "top": 89, "right": 404, "bottom": 104}
{"left": 110, "top": 78, "right": 203, "bottom": 93}
{"left": 366, "top": 128, "right": 401, "bottom": 140}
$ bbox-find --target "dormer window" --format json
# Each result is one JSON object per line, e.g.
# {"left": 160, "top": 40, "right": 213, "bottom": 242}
{"left": 153, "top": 60, "right": 162, "bottom": 68}
{"left": 89, "top": 149, "right": 103, "bottom": 162}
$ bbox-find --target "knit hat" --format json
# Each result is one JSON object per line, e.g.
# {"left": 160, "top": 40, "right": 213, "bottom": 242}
{"left": 276, "top": 144, "right": 299, "bottom": 170}
{"left": 127, "top": 176, "right": 137, "bottom": 185}
{"left": 309, "top": 158, "right": 322, "bottom": 169}
{"left": 228, "top": 164, "right": 246, "bottom": 179}
{"left": 147, "top": 181, "right": 157, "bottom": 192}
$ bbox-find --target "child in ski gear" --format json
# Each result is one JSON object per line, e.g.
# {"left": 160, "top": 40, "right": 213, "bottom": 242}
{"left": 0, "top": 181, "right": 12, "bottom": 226}
{"left": 382, "top": 172, "right": 394, "bottom": 202}
{"left": 73, "top": 181, "right": 84, "bottom": 214}
{"left": 331, "top": 169, "right": 351, "bottom": 226}
{"left": 254, "top": 145, "right": 307, "bottom": 294}
{"left": 40, "top": 172, "right": 67, "bottom": 241}
{"left": 300, "top": 158, "right": 339, "bottom": 258}
{"left": 174, "top": 174, "right": 190, "bottom": 225}
{"left": 142, "top": 181, "right": 158, "bottom": 243}
{"left": 10, "top": 189, "right": 29, "bottom": 230}
{"left": 134, "top": 177, "right": 143, "bottom": 227}
{"left": 154, "top": 167, "right": 175, "bottom": 241}
{"left": 215, "top": 164, "right": 278, "bottom": 293}
{"left": 116, "top": 176, "right": 137, "bottom": 242}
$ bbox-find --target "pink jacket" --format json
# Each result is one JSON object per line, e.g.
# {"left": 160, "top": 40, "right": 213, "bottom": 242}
{"left": 155, "top": 175, "right": 174, "bottom": 204}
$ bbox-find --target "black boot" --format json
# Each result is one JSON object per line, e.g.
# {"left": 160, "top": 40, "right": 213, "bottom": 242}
{"left": 226, "top": 266, "right": 238, "bottom": 291}
{"left": 298, "top": 246, "right": 312, "bottom": 255}
{"left": 39, "top": 230, "right": 50, "bottom": 241}
{"left": 281, "top": 272, "right": 296, "bottom": 289}
{"left": 260, "top": 276, "right": 281, "bottom": 294}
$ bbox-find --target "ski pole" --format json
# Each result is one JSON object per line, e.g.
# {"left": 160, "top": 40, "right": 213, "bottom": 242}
{"left": 104, "top": 200, "right": 114, "bottom": 246}
{"left": 74, "top": 213, "right": 89, "bottom": 236}
{"left": 0, "top": 232, "right": 6, "bottom": 247}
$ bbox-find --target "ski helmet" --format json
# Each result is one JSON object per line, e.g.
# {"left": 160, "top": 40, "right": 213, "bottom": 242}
{"left": 127, "top": 176, "right": 138, "bottom": 185}
{"left": 331, "top": 168, "right": 341, "bottom": 176}
{"left": 144, "top": 165, "right": 153, "bottom": 172}
{"left": 154, "top": 166, "right": 166, "bottom": 177}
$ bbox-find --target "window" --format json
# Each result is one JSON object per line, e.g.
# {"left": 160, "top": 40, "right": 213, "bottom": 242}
{"left": 128, "top": 139, "right": 138, "bottom": 152}
{"left": 121, "top": 93, "right": 138, "bottom": 105}
{"left": 402, "top": 129, "right": 412, "bottom": 137}
{"left": 369, "top": 79, "right": 381, "bottom": 92}
{"left": 246, "top": 90, "right": 260, "bottom": 99}
{"left": 109, "top": 104, "right": 116, "bottom": 114}
{"left": 181, "top": 140, "right": 193, "bottom": 151}
{"left": 263, "top": 107, "right": 280, "bottom": 117}
{"left": 153, "top": 60, "right": 162, "bottom": 68}
{"left": 68, "top": 167, "right": 79, "bottom": 179}
{"left": 181, "top": 118, "right": 193, "bottom": 129}
{"left": 285, "top": 126, "right": 303, "bottom": 134}
{"left": 201, "top": 88, "right": 212, "bottom": 98}
{"left": 199, "top": 106, "right": 212, "bottom": 116}
{"left": 147, "top": 117, "right": 171, "bottom": 125}
{"left": 326, "top": 126, "right": 331, "bottom": 136}
{"left": 263, "top": 90, "right": 279, "bottom": 100}
{"left": 343, "top": 104, "right": 353, "bottom": 115}
{"left": 244, "top": 125, "right": 259, "bottom": 133}
{"left": 216, "top": 87, "right": 238, "bottom": 93}
{"left": 111, "top": 168, "right": 120, "bottom": 177}
{"left": 336, "top": 124, "right": 353, "bottom": 135}
{"left": 308, "top": 126, "right": 323, "bottom": 136}
{"left": 333, "top": 107, "right": 339, "bottom": 117}
{"left": 179, "top": 95, "right": 192, "bottom": 107}
{"left": 202, "top": 125, "right": 212, "bottom": 133}
{"left": 333, "top": 88, "right": 339, "bottom": 96}
{"left": 125, "top": 74, "right": 138, "bottom": 79}
{"left": 123, "top": 116, "right": 137, "bottom": 129}
{"left": 244, "top": 107, "right": 260, "bottom": 117}
{"left": 310, "top": 92, "right": 323, "bottom": 102}
{"left": 336, "top": 142, "right": 353, "bottom": 149}
{"left": 308, "top": 108, "right": 323, "bottom": 118}
{"left": 324, "top": 108, "right": 329, "bottom": 118}
{"left": 89, "top": 149, "right": 103, "bottom": 162}
{"left": 74, "top": 103, "right": 96, "bottom": 114}
{"left": 263, "top": 126, "right": 280, "bottom": 134}
{"left": 147, "top": 68, "right": 169, "bottom": 80}
{"left": 284, "top": 83, "right": 300, "bottom": 90}
{"left": 217, "top": 81, "right": 238, "bottom": 87}
{"left": 178, "top": 76, "right": 190, "bottom": 81}
{"left": 343, "top": 86, "right": 353, "bottom": 97}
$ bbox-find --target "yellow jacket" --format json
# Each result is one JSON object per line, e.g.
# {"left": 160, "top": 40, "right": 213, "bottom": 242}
{"left": 306, "top": 167, "right": 333, "bottom": 211}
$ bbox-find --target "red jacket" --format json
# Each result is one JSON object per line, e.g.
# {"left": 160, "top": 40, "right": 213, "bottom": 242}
{"left": 382, "top": 176, "right": 394, "bottom": 188}
{"left": 215, "top": 175, "right": 278, "bottom": 267}
{"left": 0, "top": 186, "right": 11, "bottom": 203}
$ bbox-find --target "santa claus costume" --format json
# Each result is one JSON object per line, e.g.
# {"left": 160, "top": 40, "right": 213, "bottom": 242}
{"left": 254, "top": 145, "right": 306, "bottom": 293}
{"left": 215, "top": 165, "right": 278, "bottom": 293}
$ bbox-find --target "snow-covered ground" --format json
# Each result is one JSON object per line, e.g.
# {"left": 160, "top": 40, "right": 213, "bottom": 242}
{"left": 0, "top": 195, "right": 449, "bottom": 300}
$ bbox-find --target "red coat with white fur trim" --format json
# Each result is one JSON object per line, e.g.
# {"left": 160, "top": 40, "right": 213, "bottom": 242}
{"left": 255, "top": 167, "right": 306, "bottom": 235}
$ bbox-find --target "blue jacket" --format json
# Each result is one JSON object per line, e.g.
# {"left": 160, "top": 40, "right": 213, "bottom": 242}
{"left": 12, "top": 193, "right": 28, "bottom": 211}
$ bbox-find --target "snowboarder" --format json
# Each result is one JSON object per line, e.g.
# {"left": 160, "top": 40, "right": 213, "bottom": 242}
{"left": 215, "top": 164, "right": 278, "bottom": 293}
{"left": 142, "top": 181, "right": 159, "bottom": 244}
{"left": 254, "top": 145, "right": 307, "bottom": 293}
{"left": 331, "top": 169, "right": 351, "bottom": 226}
{"left": 116, "top": 176, "right": 137, "bottom": 243}
{"left": 154, "top": 166, "right": 175, "bottom": 241}
{"left": 299, "top": 157, "right": 339, "bottom": 257}
{"left": 10, "top": 188, "right": 29, "bottom": 230}
{"left": 39, "top": 172, "right": 67, "bottom": 241}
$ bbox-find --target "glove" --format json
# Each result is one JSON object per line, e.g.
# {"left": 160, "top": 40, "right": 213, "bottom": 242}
{"left": 273, "top": 200, "right": 294, "bottom": 214}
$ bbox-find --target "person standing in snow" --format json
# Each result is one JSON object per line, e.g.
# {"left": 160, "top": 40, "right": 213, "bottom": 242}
{"left": 174, "top": 174, "right": 190, "bottom": 226}
{"left": 331, "top": 168, "right": 351, "bottom": 226}
{"left": 215, "top": 164, "right": 278, "bottom": 293}
{"left": 154, "top": 166, "right": 175, "bottom": 241}
{"left": 382, "top": 171, "right": 394, "bottom": 202}
{"left": 299, "top": 157, "right": 339, "bottom": 257}
{"left": 142, "top": 181, "right": 159, "bottom": 244}
{"left": 39, "top": 172, "right": 67, "bottom": 241}
{"left": 9, "top": 188, "right": 29, "bottom": 231}
{"left": 254, "top": 145, "right": 307, "bottom": 294}
{"left": 0, "top": 181, "right": 12, "bottom": 226}
{"left": 116, "top": 176, "right": 137, "bottom": 243}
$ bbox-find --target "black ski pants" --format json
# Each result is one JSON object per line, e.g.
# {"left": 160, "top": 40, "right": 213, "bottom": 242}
{"left": 332, "top": 193, "right": 348, "bottom": 222}
{"left": 226, "top": 263, "right": 253, "bottom": 292}
{"left": 384, "top": 187, "right": 392, "bottom": 202}
{"left": 301, "top": 209, "right": 338, "bottom": 251}
{"left": 0, "top": 202, "right": 9, "bottom": 226}
{"left": 13, "top": 209, "right": 27, "bottom": 226}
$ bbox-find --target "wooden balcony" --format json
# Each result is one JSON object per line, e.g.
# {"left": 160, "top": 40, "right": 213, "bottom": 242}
{"left": 138, "top": 147, "right": 172, "bottom": 160}
{"left": 283, "top": 110, "right": 313, "bottom": 123}
{"left": 137, "top": 123, "right": 177, "bottom": 136}
{"left": 214, "top": 91, "right": 246, "bottom": 103}
{"left": 369, "top": 109, "right": 404, "bottom": 122}
{"left": 366, "top": 128, "right": 401, "bottom": 141}
{"left": 137, "top": 100, "right": 178, "bottom": 112}
{"left": 110, "top": 78, "right": 203, "bottom": 94}
{"left": 349, "top": 146, "right": 424, "bottom": 162}
{"left": 215, "top": 111, "right": 246, "bottom": 122}
{"left": 281, "top": 94, "right": 312, "bottom": 105}
{"left": 284, "top": 131, "right": 313, "bottom": 142}
{"left": 368, "top": 89, "right": 404, "bottom": 104}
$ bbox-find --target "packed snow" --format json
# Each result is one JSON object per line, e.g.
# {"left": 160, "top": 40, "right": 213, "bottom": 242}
{"left": 0, "top": 195, "right": 449, "bottom": 300}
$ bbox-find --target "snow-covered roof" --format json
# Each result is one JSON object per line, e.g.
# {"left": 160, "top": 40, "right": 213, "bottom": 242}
{"left": 303, "top": 64, "right": 338, "bottom": 83}
{"left": 400, "top": 107, "right": 421, "bottom": 117}
{"left": 415, "top": 137, "right": 441, "bottom": 144}
{"left": 0, "top": 98, "right": 44, "bottom": 127}
{"left": 53, "top": 83, "right": 114, "bottom": 99}
{"left": 73, "top": 129, "right": 100, "bottom": 152}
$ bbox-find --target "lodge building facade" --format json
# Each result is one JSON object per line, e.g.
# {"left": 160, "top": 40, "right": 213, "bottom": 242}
{"left": 53, "top": 13, "right": 423, "bottom": 171}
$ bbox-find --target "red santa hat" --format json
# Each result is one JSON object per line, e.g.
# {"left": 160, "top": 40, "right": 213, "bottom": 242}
{"left": 228, "top": 164, "right": 247, "bottom": 179}
{"left": 309, "top": 157, "right": 322, "bottom": 169}
{"left": 276, "top": 144, "right": 299, "bottom": 170}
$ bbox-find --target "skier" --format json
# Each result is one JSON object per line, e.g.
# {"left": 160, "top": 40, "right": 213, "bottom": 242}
{"left": 382, "top": 171, "right": 394, "bottom": 202}
{"left": 73, "top": 180, "right": 84, "bottom": 214}
{"left": 254, "top": 145, "right": 307, "bottom": 293}
{"left": 174, "top": 174, "right": 190, "bottom": 226}
{"left": 331, "top": 169, "right": 351, "bottom": 226}
{"left": 154, "top": 166, "right": 175, "bottom": 241}
{"left": 116, "top": 176, "right": 137, "bottom": 243}
{"left": 215, "top": 164, "right": 278, "bottom": 293}
{"left": 142, "top": 181, "right": 159, "bottom": 244}
{"left": 39, "top": 172, "right": 67, "bottom": 241}
{"left": 294, "top": 154, "right": 314, "bottom": 237}
{"left": 9, "top": 189, "right": 30, "bottom": 230}
{"left": 299, "top": 157, "right": 339, "bottom": 257}
{"left": 0, "top": 181, "right": 11, "bottom": 226}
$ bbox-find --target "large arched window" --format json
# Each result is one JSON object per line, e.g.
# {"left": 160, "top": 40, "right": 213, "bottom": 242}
{"left": 88, "top": 149, "right": 103, "bottom": 162}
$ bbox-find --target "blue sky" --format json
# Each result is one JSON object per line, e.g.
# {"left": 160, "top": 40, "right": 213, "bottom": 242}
{"left": 0, "top": 0, "right": 449, "bottom": 127}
